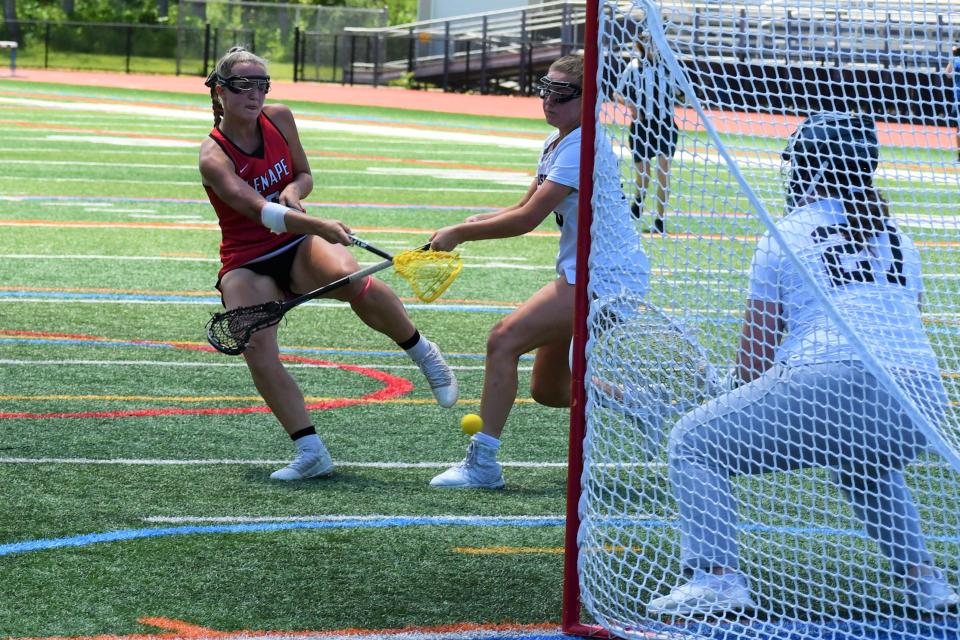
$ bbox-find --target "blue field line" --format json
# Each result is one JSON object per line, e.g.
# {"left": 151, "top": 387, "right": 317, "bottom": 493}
{"left": 0, "top": 516, "right": 566, "bottom": 557}
{"left": 0, "top": 194, "right": 493, "bottom": 210}
{"left": 0, "top": 290, "right": 219, "bottom": 303}
{"left": 0, "top": 337, "right": 178, "bottom": 349}
{"left": 3, "top": 515, "right": 958, "bottom": 558}
{"left": 0, "top": 290, "right": 518, "bottom": 313}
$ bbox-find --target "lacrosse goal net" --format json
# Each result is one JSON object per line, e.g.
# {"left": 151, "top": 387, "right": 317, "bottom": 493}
{"left": 565, "top": 1, "right": 960, "bottom": 638}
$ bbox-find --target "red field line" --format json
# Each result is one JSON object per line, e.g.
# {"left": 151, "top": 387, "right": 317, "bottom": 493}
{"left": 0, "top": 330, "right": 414, "bottom": 420}
{"left": 6, "top": 616, "right": 561, "bottom": 640}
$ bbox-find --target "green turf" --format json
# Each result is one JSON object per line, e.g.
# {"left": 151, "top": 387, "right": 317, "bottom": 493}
{"left": 1, "top": 78, "right": 959, "bottom": 637}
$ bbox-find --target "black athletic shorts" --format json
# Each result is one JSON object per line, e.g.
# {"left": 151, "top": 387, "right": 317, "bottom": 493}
{"left": 630, "top": 117, "right": 679, "bottom": 161}
{"left": 216, "top": 236, "right": 307, "bottom": 301}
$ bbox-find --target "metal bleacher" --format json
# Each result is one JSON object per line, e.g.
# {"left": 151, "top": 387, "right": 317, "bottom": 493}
{"left": 294, "top": 0, "right": 586, "bottom": 93}
{"left": 657, "top": 2, "right": 959, "bottom": 72}
{"left": 294, "top": 0, "right": 959, "bottom": 118}
{"left": 648, "top": 2, "right": 960, "bottom": 124}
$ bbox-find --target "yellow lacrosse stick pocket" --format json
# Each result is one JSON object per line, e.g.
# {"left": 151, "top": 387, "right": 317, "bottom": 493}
{"left": 393, "top": 248, "right": 463, "bottom": 303}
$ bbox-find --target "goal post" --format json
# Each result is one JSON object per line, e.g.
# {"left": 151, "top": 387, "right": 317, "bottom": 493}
{"left": 565, "top": 1, "right": 960, "bottom": 637}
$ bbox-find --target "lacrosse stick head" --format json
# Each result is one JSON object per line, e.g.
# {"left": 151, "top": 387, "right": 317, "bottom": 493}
{"left": 206, "top": 300, "right": 285, "bottom": 355}
{"left": 392, "top": 248, "right": 463, "bottom": 303}
{"left": 589, "top": 296, "right": 721, "bottom": 416}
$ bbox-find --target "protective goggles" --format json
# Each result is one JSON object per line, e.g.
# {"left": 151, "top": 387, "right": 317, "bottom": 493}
{"left": 205, "top": 73, "right": 271, "bottom": 94}
{"left": 537, "top": 76, "right": 582, "bottom": 103}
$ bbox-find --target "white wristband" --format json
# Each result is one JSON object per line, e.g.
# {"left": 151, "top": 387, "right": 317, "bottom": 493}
{"left": 260, "top": 202, "right": 288, "bottom": 234}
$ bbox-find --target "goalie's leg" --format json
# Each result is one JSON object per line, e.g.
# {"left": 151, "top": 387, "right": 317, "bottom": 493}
{"left": 653, "top": 362, "right": 958, "bottom": 615}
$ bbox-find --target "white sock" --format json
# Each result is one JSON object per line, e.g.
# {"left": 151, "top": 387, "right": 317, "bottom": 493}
{"left": 296, "top": 433, "right": 321, "bottom": 454}
{"left": 405, "top": 335, "right": 432, "bottom": 361}
{"left": 472, "top": 432, "right": 500, "bottom": 449}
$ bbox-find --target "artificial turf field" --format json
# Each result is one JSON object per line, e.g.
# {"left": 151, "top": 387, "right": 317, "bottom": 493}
{"left": 0, "top": 75, "right": 958, "bottom": 639}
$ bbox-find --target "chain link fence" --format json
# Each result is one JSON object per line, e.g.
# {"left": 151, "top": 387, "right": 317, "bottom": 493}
{"left": 0, "top": 0, "right": 386, "bottom": 77}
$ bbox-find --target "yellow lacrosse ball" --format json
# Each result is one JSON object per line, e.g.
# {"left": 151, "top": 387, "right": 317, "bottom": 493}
{"left": 460, "top": 413, "right": 483, "bottom": 436}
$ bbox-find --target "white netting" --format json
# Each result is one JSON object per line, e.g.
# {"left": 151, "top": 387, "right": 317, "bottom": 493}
{"left": 577, "top": 1, "right": 960, "bottom": 638}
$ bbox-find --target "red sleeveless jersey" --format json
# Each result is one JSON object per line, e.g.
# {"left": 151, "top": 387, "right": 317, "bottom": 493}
{"left": 204, "top": 112, "right": 302, "bottom": 280}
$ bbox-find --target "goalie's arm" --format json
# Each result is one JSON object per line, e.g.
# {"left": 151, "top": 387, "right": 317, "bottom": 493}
{"left": 431, "top": 179, "right": 572, "bottom": 251}
{"left": 733, "top": 298, "right": 783, "bottom": 385}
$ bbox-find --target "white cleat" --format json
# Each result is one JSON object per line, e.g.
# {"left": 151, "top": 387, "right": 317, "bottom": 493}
{"left": 905, "top": 569, "right": 960, "bottom": 612}
{"left": 648, "top": 571, "right": 756, "bottom": 616}
{"left": 430, "top": 439, "right": 504, "bottom": 489}
{"left": 269, "top": 445, "right": 335, "bottom": 481}
{"left": 415, "top": 340, "right": 459, "bottom": 408}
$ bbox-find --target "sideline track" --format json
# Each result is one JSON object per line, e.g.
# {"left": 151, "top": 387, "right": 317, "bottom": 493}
{"left": 3, "top": 69, "right": 955, "bottom": 150}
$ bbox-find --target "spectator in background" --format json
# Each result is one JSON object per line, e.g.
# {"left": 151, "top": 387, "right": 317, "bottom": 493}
{"left": 616, "top": 31, "right": 683, "bottom": 234}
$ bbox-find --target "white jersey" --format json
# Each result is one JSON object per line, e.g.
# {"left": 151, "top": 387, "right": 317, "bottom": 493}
{"left": 537, "top": 127, "right": 580, "bottom": 285}
{"left": 536, "top": 127, "right": 649, "bottom": 298}
{"left": 748, "top": 197, "right": 938, "bottom": 374}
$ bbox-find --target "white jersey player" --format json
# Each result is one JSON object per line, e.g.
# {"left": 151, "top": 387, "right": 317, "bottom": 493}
{"left": 427, "top": 54, "right": 649, "bottom": 489}
{"left": 648, "top": 112, "right": 958, "bottom": 616}
{"left": 540, "top": 125, "right": 649, "bottom": 300}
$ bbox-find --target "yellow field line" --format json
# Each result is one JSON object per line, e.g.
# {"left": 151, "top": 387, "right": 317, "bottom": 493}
{"left": 454, "top": 546, "right": 564, "bottom": 555}
{"left": 454, "top": 544, "right": 644, "bottom": 555}
{"left": 0, "top": 394, "right": 542, "bottom": 405}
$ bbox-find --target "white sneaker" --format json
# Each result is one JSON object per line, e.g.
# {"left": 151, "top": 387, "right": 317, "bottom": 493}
{"left": 269, "top": 444, "right": 335, "bottom": 481}
{"left": 592, "top": 381, "right": 668, "bottom": 462}
{"left": 430, "top": 439, "right": 504, "bottom": 489}
{"left": 415, "top": 340, "right": 458, "bottom": 408}
{"left": 648, "top": 571, "right": 756, "bottom": 616}
{"left": 905, "top": 569, "right": 960, "bottom": 612}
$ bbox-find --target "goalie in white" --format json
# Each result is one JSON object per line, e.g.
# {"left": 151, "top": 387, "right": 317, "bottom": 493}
{"left": 648, "top": 112, "right": 959, "bottom": 616}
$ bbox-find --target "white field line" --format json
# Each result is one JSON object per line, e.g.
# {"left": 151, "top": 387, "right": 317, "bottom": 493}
{"left": 0, "top": 253, "right": 555, "bottom": 269}
{"left": 0, "top": 253, "right": 220, "bottom": 261}
{"left": 0, "top": 96, "right": 545, "bottom": 150}
{"left": 6, "top": 298, "right": 213, "bottom": 305}
{"left": 3, "top": 96, "right": 957, "bottom": 183}
{"left": 84, "top": 208, "right": 159, "bottom": 214}
{"left": 4, "top": 160, "right": 530, "bottom": 185}
{"left": 0, "top": 176, "right": 198, "bottom": 186}
{"left": 0, "top": 358, "right": 496, "bottom": 372}
{"left": 1, "top": 136, "right": 539, "bottom": 159}
{"left": 0, "top": 175, "right": 517, "bottom": 192}
{"left": 0, "top": 457, "right": 944, "bottom": 473}
{"left": 128, "top": 214, "right": 205, "bottom": 220}
{"left": 0, "top": 457, "right": 571, "bottom": 469}
{"left": 43, "top": 134, "right": 198, "bottom": 147}
{"left": 366, "top": 166, "right": 532, "bottom": 186}
{"left": 141, "top": 514, "right": 564, "bottom": 524}
{"left": 0, "top": 144, "right": 195, "bottom": 155}
{"left": 6, "top": 158, "right": 199, "bottom": 169}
